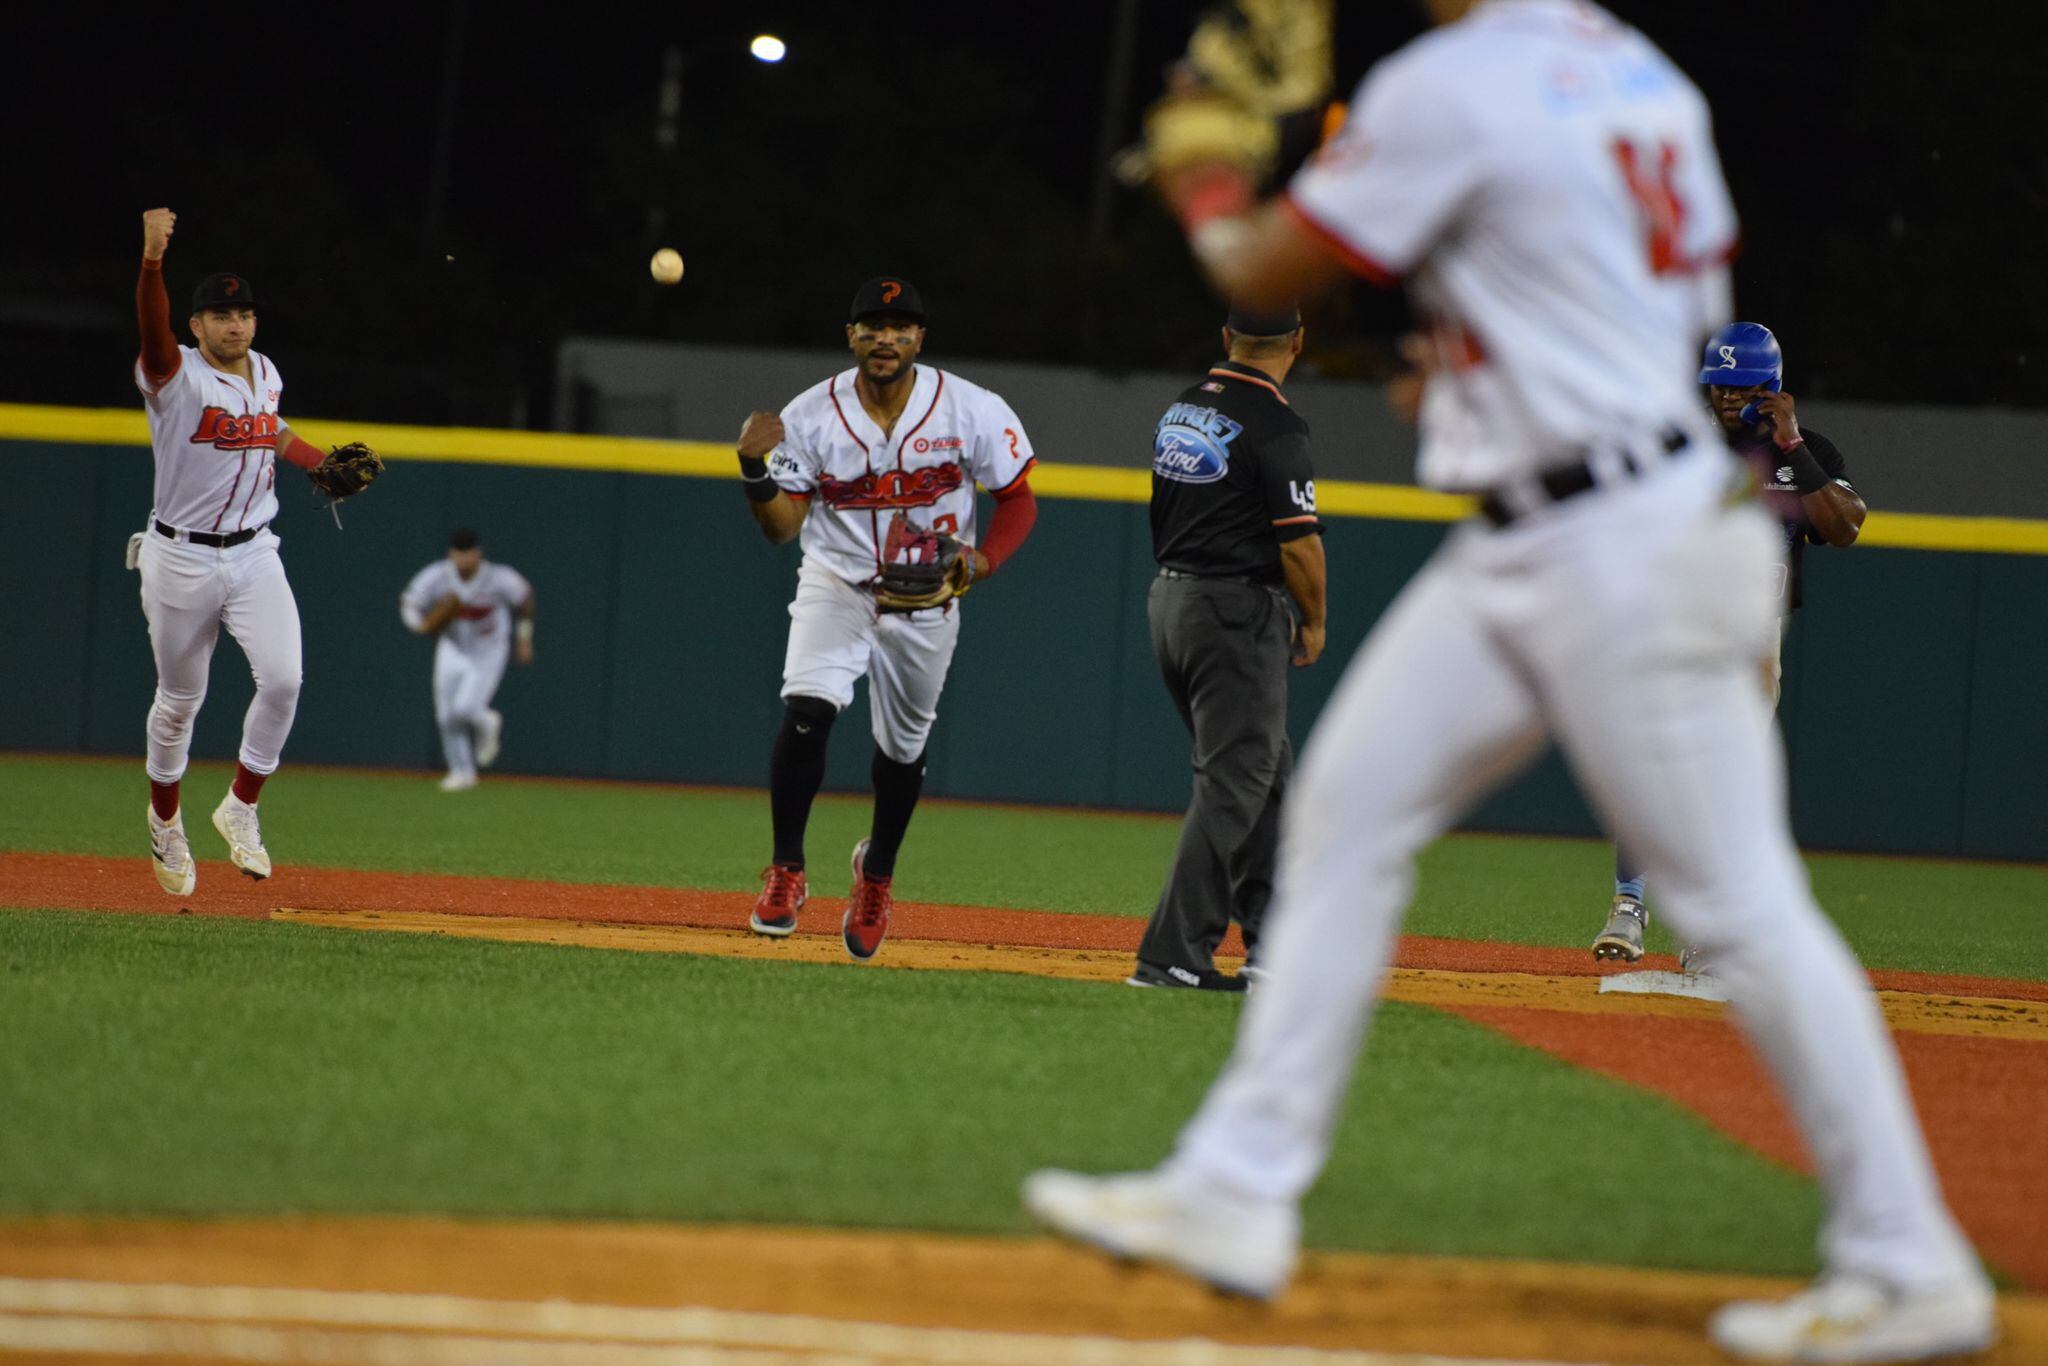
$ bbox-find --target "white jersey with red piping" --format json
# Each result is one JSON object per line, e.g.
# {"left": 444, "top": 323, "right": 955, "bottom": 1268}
{"left": 766, "top": 364, "right": 1035, "bottom": 587}
{"left": 400, "top": 559, "right": 533, "bottom": 655}
{"left": 1287, "top": 0, "right": 1739, "bottom": 489}
{"left": 134, "top": 345, "right": 288, "bottom": 534}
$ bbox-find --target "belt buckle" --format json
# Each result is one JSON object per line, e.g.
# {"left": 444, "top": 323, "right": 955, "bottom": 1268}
{"left": 1494, "top": 477, "right": 1545, "bottom": 523}
{"left": 1584, "top": 445, "right": 1632, "bottom": 487}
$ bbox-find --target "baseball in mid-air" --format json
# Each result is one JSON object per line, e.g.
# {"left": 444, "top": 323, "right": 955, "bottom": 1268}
{"left": 649, "top": 248, "right": 685, "bottom": 285}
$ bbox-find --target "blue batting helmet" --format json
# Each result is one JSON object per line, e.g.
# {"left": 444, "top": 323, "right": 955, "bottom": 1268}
{"left": 1699, "top": 322, "right": 1782, "bottom": 387}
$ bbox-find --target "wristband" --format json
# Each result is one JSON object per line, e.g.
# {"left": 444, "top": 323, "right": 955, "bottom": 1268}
{"left": 1781, "top": 441, "right": 1829, "bottom": 495}
{"left": 1190, "top": 216, "right": 1255, "bottom": 276}
{"left": 738, "top": 452, "right": 782, "bottom": 504}
{"left": 515, "top": 618, "right": 534, "bottom": 645}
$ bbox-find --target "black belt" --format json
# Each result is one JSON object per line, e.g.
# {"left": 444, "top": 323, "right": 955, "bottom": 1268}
{"left": 155, "top": 520, "right": 262, "bottom": 548}
{"left": 1158, "top": 567, "right": 1281, "bottom": 588}
{"left": 1477, "top": 428, "right": 1690, "bottom": 529}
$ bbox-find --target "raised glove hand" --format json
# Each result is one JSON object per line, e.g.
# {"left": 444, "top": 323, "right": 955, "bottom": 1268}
{"left": 874, "top": 513, "right": 976, "bottom": 614}
{"left": 307, "top": 441, "right": 384, "bottom": 502}
{"left": 1116, "top": 0, "right": 1334, "bottom": 195}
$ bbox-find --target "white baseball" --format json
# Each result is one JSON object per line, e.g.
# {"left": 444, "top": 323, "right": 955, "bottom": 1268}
{"left": 650, "top": 248, "right": 685, "bottom": 285}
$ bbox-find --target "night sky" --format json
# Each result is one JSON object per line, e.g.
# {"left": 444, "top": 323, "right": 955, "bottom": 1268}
{"left": 4, "top": 1, "right": 2040, "bottom": 427}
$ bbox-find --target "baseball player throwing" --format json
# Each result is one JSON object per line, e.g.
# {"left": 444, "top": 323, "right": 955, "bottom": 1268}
{"left": 737, "top": 277, "right": 1038, "bottom": 961}
{"left": 1595, "top": 321, "right": 1867, "bottom": 967}
{"left": 133, "top": 208, "right": 376, "bottom": 895}
{"left": 1021, "top": 5, "right": 1993, "bottom": 1361}
{"left": 399, "top": 529, "right": 535, "bottom": 791}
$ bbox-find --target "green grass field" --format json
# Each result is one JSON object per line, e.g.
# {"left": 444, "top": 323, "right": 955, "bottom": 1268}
{"left": 2, "top": 753, "right": 2042, "bottom": 1279}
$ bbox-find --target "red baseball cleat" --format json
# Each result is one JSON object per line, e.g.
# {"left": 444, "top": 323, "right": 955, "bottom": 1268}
{"left": 842, "top": 837, "right": 892, "bottom": 961}
{"left": 749, "top": 863, "right": 807, "bottom": 937}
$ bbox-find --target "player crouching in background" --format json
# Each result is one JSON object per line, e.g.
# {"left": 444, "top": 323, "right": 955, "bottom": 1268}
{"left": 399, "top": 529, "right": 535, "bottom": 792}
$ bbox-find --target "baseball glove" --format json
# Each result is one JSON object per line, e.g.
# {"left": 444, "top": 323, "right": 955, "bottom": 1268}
{"left": 1114, "top": 0, "right": 1334, "bottom": 190}
{"left": 307, "top": 441, "right": 384, "bottom": 502}
{"left": 874, "top": 513, "right": 976, "bottom": 614}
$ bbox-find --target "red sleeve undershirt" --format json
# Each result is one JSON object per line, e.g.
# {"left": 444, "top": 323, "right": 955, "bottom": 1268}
{"left": 277, "top": 432, "right": 323, "bottom": 470}
{"left": 980, "top": 479, "right": 1036, "bottom": 573}
{"left": 136, "top": 259, "right": 181, "bottom": 386}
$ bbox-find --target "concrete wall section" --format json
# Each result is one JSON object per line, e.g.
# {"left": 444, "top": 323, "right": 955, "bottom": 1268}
{"left": 558, "top": 337, "right": 2048, "bottom": 517}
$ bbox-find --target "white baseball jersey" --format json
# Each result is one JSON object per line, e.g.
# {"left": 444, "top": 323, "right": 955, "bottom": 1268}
{"left": 400, "top": 560, "right": 532, "bottom": 653}
{"left": 134, "top": 346, "right": 286, "bottom": 533}
{"left": 1288, "top": 0, "right": 1739, "bottom": 489}
{"left": 1151, "top": 1, "right": 1984, "bottom": 1308}
{"left": 766, "top": 364, "right": 1036, "bottom": 584}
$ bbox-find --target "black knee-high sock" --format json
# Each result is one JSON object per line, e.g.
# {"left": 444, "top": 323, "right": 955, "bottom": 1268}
{"left": 769, "top": 696, "right": 837, "bottom": 867}
{"left": 864, "top": 747, "right": 927, "bottom": 880}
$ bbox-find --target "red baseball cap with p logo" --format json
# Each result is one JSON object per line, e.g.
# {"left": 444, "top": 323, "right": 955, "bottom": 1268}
{"left": 849, "top": 276, "right": 925, "bottom": 326}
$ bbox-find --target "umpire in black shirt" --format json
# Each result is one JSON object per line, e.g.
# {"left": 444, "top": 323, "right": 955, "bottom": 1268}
{"left": 1131, "top": 305, "right": 1328, "bottom": 992}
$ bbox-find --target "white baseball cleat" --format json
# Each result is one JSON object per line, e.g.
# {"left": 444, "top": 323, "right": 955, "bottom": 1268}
{"left": 148, "top": 806, "right": 196, "bottom": 897}
{"left": 475, "top": 709, "right": 503, "bottom": 769}
{"left": 439, "top": 772, "right": 478, "bottom": 793}
{"left": 1592, "top": 895, "right": 1648, "bottom": 962}
{"left": 211, "top": 793, "right": 271, "bottom": 880}
{"left": 1020, "top": 1168, "right": 1298, "bottom": 1301}
{"left": 1709, "top": 1272, "right": 1997, "bottom": 1363}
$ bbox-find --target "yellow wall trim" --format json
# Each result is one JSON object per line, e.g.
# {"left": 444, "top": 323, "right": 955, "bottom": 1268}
{"left": 6, "top": 402, "right": 2042, "bottom": 555}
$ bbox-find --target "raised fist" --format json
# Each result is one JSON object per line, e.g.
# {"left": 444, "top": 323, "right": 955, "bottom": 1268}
{"left": 141, "top": 208, "right": 177, "bottom": 262}
{"left": 738, "top": 411, "right": 785, "bottom": 461}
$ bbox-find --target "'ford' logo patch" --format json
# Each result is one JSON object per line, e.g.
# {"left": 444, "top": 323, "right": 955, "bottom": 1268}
{"left": 1154, "top": 426, "right": 1229, "bottom": 483}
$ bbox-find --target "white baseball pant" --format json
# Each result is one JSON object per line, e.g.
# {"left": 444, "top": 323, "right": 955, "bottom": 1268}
{"left": 137, "top": 528, "right": 302, "bottom": 785}
{"left": 433, "top": 639, "right": 510, "bottom": 782}
{"left": 780, "top": 558, "right": 960, "bottom": 762}
{"left": 1169, "top": 449, "right": 1980, "bottom": 1293}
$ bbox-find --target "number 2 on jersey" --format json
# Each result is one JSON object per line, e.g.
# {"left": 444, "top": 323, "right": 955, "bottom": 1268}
{"left": 1611, "top": 138, "right": 1688, "bottom": 275}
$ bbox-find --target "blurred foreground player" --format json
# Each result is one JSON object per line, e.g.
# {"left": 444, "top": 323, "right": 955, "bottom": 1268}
{"left": 1023, "top": 4, "right": 1992, "bottom": 1360}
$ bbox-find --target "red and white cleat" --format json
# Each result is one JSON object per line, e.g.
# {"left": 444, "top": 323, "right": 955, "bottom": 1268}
{"left": 749, "top": 863, "right": 807, "bottom": 937}
{"left": 842, "top": 837, "right": 892, "bottom": 961}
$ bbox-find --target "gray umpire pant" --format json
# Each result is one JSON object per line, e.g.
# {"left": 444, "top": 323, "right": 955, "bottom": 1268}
{"left": 1138, "top": 570, "right": 1294, "bottom": 975}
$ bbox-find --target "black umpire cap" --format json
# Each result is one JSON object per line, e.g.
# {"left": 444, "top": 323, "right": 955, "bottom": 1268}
{"left": 191, "top": 272, "right": 258, "bottom": 313}
{"left": 1225, "top": 302, "right": 1301, "bottom": 337}
{"left": 850, "top": 276, "right": 926, "bottom": 326}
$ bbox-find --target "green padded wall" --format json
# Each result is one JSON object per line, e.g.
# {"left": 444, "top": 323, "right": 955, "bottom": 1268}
{"left": 2, "top": 438, "right": 2038, "bottom": 860}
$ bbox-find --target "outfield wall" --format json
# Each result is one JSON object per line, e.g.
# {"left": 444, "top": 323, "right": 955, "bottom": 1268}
{"left": 4, "top": 406, "right": 2043, "bottom": 861}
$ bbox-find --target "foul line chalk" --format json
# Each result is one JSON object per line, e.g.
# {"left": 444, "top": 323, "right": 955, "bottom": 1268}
{"left": 0, "top": 1277, "right": 1576, "bottom": 1366}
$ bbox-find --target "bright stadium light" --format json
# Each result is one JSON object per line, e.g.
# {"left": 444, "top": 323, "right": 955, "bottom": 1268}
{"left": 750, "top": 34, "right": 787, "bottom": 63}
